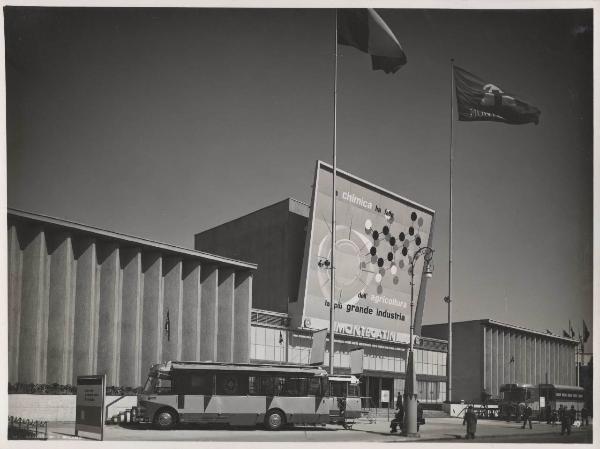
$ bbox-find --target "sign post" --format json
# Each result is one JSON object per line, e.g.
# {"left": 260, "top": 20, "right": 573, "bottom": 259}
{"left": 381, "top": 389, "right": 390, "bottom": 421}
{"left": 75, "top": 374, "right": 106, "bottom": 440}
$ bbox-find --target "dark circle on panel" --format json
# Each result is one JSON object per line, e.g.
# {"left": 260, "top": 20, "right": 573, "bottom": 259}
{"left": 393, "top": 276, "right": 399, "bottom": 285}
{"left": 383, "top": 226, "right": 389, "bottom": 236}
{"left": 398, "top": 260, "right": 405, "bottom": 269}
{"left": 371, "top": 255, "right": 378, "bottom": 264}
{"left": 387, "top": 252, "right": 394, "bottom": 261}
{"left": 415, "top": 236, "right": 422, "bottom": 246}
{"left": 379, "top": 268, "right": 386, "bottom": 276}
{"left": 402, "top": 247, "right": 408, "bottom": 257}
{"left": 377, "top": 285, "right": 383, "bottom": 294}
{"left": 377, "top": 258, "right": 384, "bottom": 267}
{"left": 409, "top": 226, "right": 415, "bottom": 236}
{"left": 370, "top": 246, "right": 377, "bottom": 256}
{"left": 373, "top": 230, "right": 379, "bottom": 240}
{"left": 418, "top": 217, "right": 424, "bottom": 227}
{"left": 411, "top": 212, "right": 417, "bottom": 221}
{"left": 360, "top": 261, "right": 367, "bottom": 269}
{"left": 399, "top": 232, "right": 405, "bottom": 241}
{"left": 389, "top": 237, "right": 396, "bottom": 246}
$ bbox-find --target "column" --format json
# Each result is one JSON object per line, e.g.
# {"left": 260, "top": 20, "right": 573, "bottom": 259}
{"left": 233, "top": 271, "right": 252, "bottom": 362}
{"left": 162, "top": 257, "right": 183, "bottom": 362}
{"left": 18, "top": 226, "right": 49, "bottom": 383}
{"left": 492, "top": 328, "right": 498, "bottom": 395}
{"left": 217, "top": 268, "right": 235, "bottom": 362}
{"left": 119, "top": 248, "right": 143, "bottom": 387}
{"left": 8, "top": 224, "right": 23, "bottom": 383}
{"left": 200, "top": 265, "right": 218, "bottom": 361}
{"left": 141, "top": 253, "right": 163, "bottom": 382}
{"left": 46, "top": 232, "right": 76, "bottom": 384}
{"left": 96, "top": 243, "right": 122, "bottom": 386}
{"left": 182, "top": 261, "right": 201, "bottom": 361}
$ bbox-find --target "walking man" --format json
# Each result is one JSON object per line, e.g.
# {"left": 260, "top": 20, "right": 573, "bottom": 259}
{"left": 560, "top": 405, "right": 571, "bottom": 436}
{"left": 463, "top": 405, "right": 478, "bottom": 440}
{"left": 521, "top": 404, "right": 533, "bottom": 429}
{"left": 581, "top": 406, "right": 589, "bottom": 427}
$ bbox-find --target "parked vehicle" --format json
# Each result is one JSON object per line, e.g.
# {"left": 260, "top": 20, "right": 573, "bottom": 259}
{"left": 498, "top": 383, "right": 539, "bottom": 420}
{"left": 327, "top": 375, "right": 362, "bottom": 428}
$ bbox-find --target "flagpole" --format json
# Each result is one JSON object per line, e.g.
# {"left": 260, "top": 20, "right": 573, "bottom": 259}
{"left": 328, "top": 8, "right": 338, "bottom": 376}
{"left": 446, "top": 58, "right": 454, "bottom": 404}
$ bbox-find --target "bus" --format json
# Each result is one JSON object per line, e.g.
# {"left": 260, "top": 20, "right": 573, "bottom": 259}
{"left": 498, "top": 383, "right": 539, "bottom": 420}
{"left": 136, "top": 361, "right": 331, "bottom": 430}
{"left": 327, "top": 375, "right": 362, "bottom": 427}
{"left": 538, "top": 384, "right": 584, "bottom": 420}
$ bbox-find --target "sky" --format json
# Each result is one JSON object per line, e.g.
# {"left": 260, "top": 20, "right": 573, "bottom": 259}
{"left": 5, "top": 6, "right": 594, "bottom": 351}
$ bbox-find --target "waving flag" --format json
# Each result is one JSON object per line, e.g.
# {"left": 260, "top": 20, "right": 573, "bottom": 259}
{"left": 338, "top": 9, "right": 406, "bottom": 74}
{"left": 583, "top": 320, "right": 590, "bottom": 343}
{"left": 453, "top": 66, "right": 541, "bottom": 125}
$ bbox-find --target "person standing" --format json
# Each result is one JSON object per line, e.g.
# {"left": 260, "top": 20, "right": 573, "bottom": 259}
{"left": 521, "top": 404, "right": 533, "bottom": 429}
{"left": 560, "top": 405, "right": 571, "bottom": 436}
{"left": 463, "top": 405, "right": 478, "bottom": 440}
{"left": 390, "top": 394, "right": 404, "bottom": 433}
{"left": 581, "top": 406, "right": 589, "bottom": 427}
{"left": 417, "top": 401, "right": 424, "bottom": 431}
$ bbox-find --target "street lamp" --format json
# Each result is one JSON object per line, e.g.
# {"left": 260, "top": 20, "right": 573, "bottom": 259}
{"left": 403, "top": 246, "right": 434, "bottom": 437}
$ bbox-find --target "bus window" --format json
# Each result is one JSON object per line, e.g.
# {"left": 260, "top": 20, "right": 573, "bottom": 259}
{"left": 282, "top": 377, "right": 309, "bottom": 396}
{"left": 308, "top": 378, "right": 323, "bottom": 396}
{"left": 248, "top": 376, "right": 275, "bottom": 395}
{"left": 329, "top": 382, "right": 347, "bottom": 397}
{"left": 190, "top": 373, "right": 213, "bottom": 394}
{"left": 216, "top": 373, "right": 248, "bottom": 395}
{"left": 156, "top": 374, "right": 172, "bottom": 395}
{"left": 348, "top": 384, "right": 360, "bottom": 397}
{"left": 143, "top": 375, "right": 156, "bottom": 394}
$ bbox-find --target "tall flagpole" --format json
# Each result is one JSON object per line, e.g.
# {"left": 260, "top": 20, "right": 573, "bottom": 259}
{"left": 447, "top": 58, "right": 454, "bottom": 403}
{"left": 328, "top": 8, "right": 338, "bottom": 376}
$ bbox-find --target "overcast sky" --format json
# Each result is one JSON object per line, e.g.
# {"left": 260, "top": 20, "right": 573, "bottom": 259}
{"left": 5, "top": 7, "right": 593, "bottom": 350}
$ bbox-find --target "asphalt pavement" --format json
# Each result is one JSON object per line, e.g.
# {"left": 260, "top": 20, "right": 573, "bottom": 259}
{"left": 44, "top": 417, "right": 593, "bottom": 443}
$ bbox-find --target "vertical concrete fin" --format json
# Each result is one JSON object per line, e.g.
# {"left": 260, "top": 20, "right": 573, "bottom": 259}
{"left": 182, "top": 261, "right": 201, "bottom": 361}
{"left": 119, "top": 248, "right": 143, "bottom": 388}
{"left": 141, "top": 253, "right": 162, "bottom": 381}
{"left": 46, "top": 231, "right": 75, "bottom": 384}
{"left": 162, "top": 257, "right": 183, "bottom": 362}
{"left": 233, "top": 271, "right": 252, "bottom": 362}
{"left": 8, "top": 224, "right": 23, "bottom": 383}
{"left": 18, "top": 226, "right": 49, "bottom": 383}
{"left": 217, "top": 268, "right": 235, "bottom": 362}
{"left": 200, "top": 265, "right": 219, "bottom": 361}
{"left": 96, "top": 243, "right": 121, "bottom": 386}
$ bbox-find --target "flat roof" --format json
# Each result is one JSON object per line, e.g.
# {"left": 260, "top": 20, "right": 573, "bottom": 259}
{"left": 423, "top": 319, "right": 579, "bottom": 344}
{"left": 154, "top": 361, "right": 328, "bottom": 375}
{"left": 8, "top": 208, "right": 257, "bottom": 270}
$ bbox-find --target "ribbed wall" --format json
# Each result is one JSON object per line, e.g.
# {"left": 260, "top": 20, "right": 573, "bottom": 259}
{"left": 8, "top": 218, "right": 254, "bottom": 387}
{"left": 483, "top": 325, "right": 577, "bottom": 396}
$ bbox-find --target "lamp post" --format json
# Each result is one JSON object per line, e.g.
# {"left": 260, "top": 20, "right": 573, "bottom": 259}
{"left": 403, "top": 246, "right": 434, "bottom": 437}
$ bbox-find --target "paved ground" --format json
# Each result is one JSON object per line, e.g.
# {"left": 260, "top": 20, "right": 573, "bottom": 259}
{"left": 45, "top": 417, "right": 593, "bottom": 443}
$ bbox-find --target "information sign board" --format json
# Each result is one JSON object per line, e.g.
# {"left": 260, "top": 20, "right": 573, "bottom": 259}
{"left": 381, "top": 389, "right": 390, "bottom": 403}
{"left": 75, "top": 374, "right": 106, "bottom": 440}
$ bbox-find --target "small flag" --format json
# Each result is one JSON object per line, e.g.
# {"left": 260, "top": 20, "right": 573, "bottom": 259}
{"left": 569, "top": 320, "right": 575, "bottom": 338}
{"left": 164, "top": 309, "right": 170, "bottom": 341}
{"left": 338, "top": 9, "right": 407, "bottom": 74}
{"left": 510, "top": 356, "right": 515, "bottom": 363}
{"left": 453, "top": 65, "right": 541, "bottom": 125}
{"left": 583, "top": 320, "right": 590, "bottom": 343}
{"left": 563, "top": 330, "right": 571, "bottom": 338}
{"left": 279, "top": 331, "right": 284, "bottom": 345}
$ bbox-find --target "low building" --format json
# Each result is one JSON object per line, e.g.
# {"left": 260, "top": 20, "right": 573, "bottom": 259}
{"left": 422, "top": 319, "right": 579, "bottom": 403}
{"left": 7, "top": 209, "right": 255, "bottom": 388}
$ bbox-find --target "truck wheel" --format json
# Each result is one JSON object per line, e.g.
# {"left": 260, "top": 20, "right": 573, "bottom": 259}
{"left": 265, "top": 410, "right": 285, "bottom": 430}
{"left": 154, "top": 409, "right": 178, "bottom": 430}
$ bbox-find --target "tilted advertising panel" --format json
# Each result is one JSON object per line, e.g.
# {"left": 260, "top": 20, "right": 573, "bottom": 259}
{"left": 294, "top": 161, "right": 435, "bottom": 344}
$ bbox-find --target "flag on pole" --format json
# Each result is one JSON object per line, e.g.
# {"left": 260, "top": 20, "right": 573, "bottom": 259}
{"left": 338, "top": 9, "right": 406, "bottom": 74}
{"left": 583, "top": 320, "right": 590, "bottom": 343}
{"left": 453, "top": 65, "right": 541, "bottom": 125}
{"left": 164, "top": 309, "right": 170, "bottom": 341}
{"left": 569, "top": 320, "right": 575, "bottom": 338}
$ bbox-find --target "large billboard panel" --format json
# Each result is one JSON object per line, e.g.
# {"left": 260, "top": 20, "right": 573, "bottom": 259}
{"left": 293, "top": 161, "right": 435, "bottom": 344}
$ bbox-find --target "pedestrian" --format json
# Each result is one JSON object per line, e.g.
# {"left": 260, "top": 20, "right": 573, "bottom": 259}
{"left": 417, "top": 401, "right": 424, "bottom": 431}
{"left": 521, "top": 404, "right": 533, "bottom": 429}
{"left": 463, "top": 405, "right": 478, "bottom": 440}
{"left": 560, "top": 405, "right": 571, "bottom": 436}
{"left": 390, "top": 394, "right": 404, "bottom": 434}
{"left": 569, "top": 405, "right": 577, "bottom": 425}
{"left": 581, "top": 406, "right": 589, "bottom": 427}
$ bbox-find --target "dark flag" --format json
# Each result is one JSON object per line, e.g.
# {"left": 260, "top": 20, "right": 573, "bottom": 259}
{"left": 338, "top": 9, "right": 406, "bottom": 74}
{"left": 164, "top": 309, "right": 170, "bottom": 341}
{"left": 453, "top": 65, "right": 541, "bottom": 125}
{"left": 569, "top": 320, "right": 575, "bottom": 338}
{"left": 563, "top": 330, "right": 571, "bottom": 338}
{"left": 583, "top": 320, "right": 590, "bottom": 343}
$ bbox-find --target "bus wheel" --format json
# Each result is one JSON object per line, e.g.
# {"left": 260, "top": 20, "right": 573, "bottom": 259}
{"left": 265, "top": 410, "right": 285, "bottom": 431}
{"left": 154, "top": 408, "right": 178, "bottom": 430}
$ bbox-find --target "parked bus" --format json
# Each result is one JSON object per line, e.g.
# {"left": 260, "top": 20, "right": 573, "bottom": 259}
{"left": 327, "top": 375, "right": 362, "bottom": 427}
{"left": 498, "top": 383, "right": 539, "bottom": 420}
{"left": 136, "top": 361, "right": 331, "bottom": 430}
{"left": 538, "top": 384, "right": 584, "bottom": 421}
